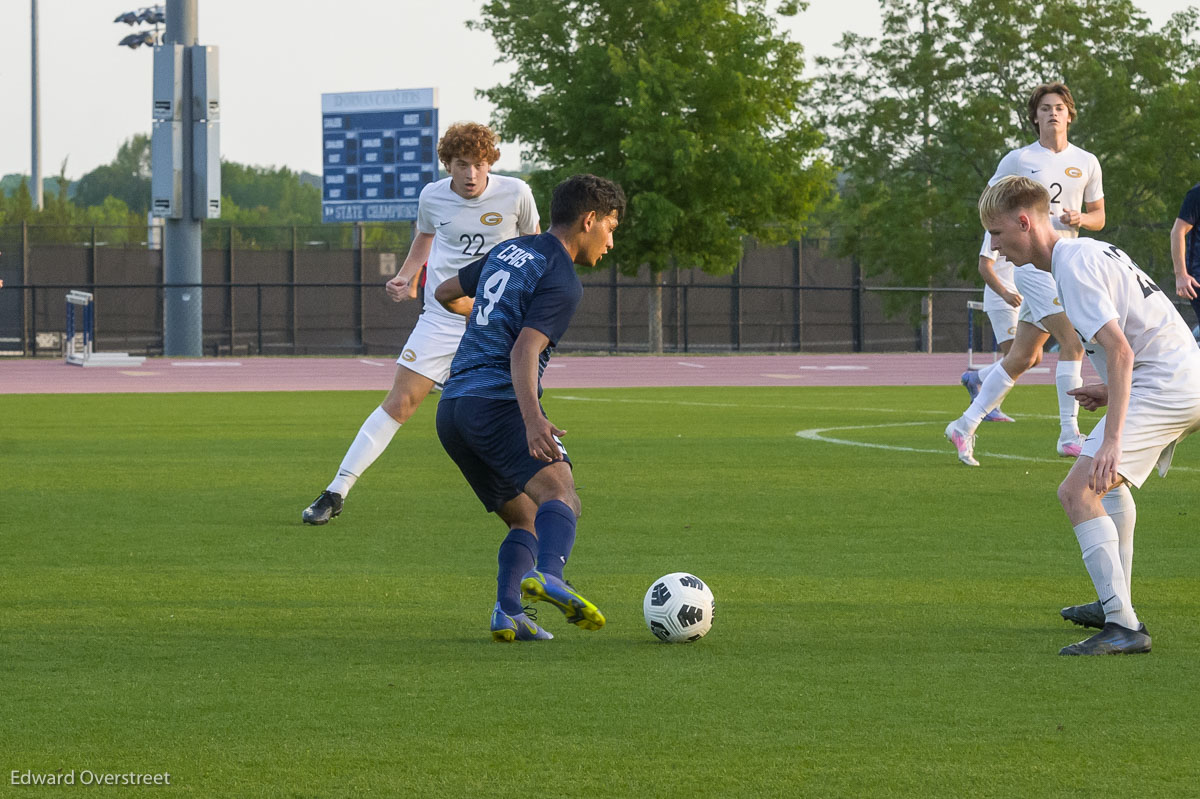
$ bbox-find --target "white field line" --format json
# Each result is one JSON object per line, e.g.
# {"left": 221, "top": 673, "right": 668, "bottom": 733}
{"left": 552, "top": 393, "right": 1058, "bottom": 419}
{"left": 796, "top": 420, "right": 1199, "bottom": 473}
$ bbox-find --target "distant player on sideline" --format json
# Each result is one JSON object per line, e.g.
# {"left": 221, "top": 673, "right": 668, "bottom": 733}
{"left": 301, "top": 122, "right": 539, "bottom": 525}
{"left": 1170, "top": 181, "right": 1200, "bottom": 330}
{"left": 948, "top": 83, "right": 1105, "bottom": 466}
{"left": 981, "top": 175, "right": 1200, "bottom": 655}
{"left": 433, "top": 174, "right": 625, "bottom": 642}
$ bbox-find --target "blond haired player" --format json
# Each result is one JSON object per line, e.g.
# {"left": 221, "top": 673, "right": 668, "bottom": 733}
{"left": 302, "top": 122, "right": 540, "bottom": 524}
{"left": 949, "top": 83, "right": 1104, "bottom": 465}
{"left": 982, "top": 175, "right": 1200, "bottom": 655}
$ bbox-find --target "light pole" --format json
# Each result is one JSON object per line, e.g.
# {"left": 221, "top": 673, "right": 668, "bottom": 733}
{"left": 117, "top": 2, "right": 218, "bottom": 357}
{"left": 31, "top": 0, "right": 42, "bottom": 210}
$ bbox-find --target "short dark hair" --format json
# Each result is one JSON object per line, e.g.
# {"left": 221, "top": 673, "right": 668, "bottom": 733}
{"left": 549, "top": 174, "right": 626, "bottom": 228}
{"left": 1027, "top": 82, "right": 1077, "bottom": 133}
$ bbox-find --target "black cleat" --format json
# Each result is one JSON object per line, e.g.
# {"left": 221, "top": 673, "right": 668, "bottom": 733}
{"left": 301, "top": 490, "right": 343, "bottom": 525}
{"left": 1059, "top": 622, "right": 1151, "bottom": 656}
{"left": 1060, "top": 600, "right": 1106, "bottom": 629}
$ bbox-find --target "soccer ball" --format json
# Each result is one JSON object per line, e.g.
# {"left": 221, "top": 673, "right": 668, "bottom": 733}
{"left": 643, "top": 572, "right": 715, "bottom": 643}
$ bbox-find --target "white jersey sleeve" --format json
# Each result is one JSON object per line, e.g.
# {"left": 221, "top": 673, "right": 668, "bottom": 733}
{"left": 1083, "top": 151, "right": 1104, "bottom": 204}
{"left": 416, "top": 182, "right": 438, "bottom": 235}
{"left": 988, "top": 149, "right": 1022, "bottom": 185}
{"left": 1052, "top": 237, "right": 1200, "bottom": 392}
{"left": 516, "top": 181, "right": 540, "bottom": 234}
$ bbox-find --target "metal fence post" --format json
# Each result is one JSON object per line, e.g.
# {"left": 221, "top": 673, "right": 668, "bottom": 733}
{"left": 256, "top": 282, "right": 263, "bottom": 355}
{"left": 852, "top": 257, "right": 864, "bottom": 353}
{"left": 609, "top": 262, "right": 619, "bottom": 352}
{"left": 21, "top": 220, "right": 31, "bottom": 355}
{"left": 227, "top": 226, "right": 235, "bottom": 354}
{"left": 290, "top": 225, "right": 297, "bottom": 354}
{"left": 354, "top": 221, "right": 365, "bottom": 353}
{"left": 732, "top": 255, "right": 743, "bottom": 351}
{"left": 792, "top": 240, "right": 802, "bottom": 351}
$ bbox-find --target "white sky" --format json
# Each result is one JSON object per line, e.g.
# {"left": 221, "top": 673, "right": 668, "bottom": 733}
{"left": 0, "top": 0, "right": 1192, "bottom": 180}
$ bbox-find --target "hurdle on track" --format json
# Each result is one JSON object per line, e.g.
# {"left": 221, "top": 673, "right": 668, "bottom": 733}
{"left": 64, "top": 290, "right": 145, "bottom": 368}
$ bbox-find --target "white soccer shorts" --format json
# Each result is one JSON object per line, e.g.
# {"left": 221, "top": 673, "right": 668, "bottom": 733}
{"left": 1013, "top": 265, "right": 1063, "bottom": 332}
{"left": 395, "top": 314, "right": 466, "bottom": 386}
{"left": 985, "top": 306, "right": 1018, "bottom": 344}
{"left": 1080, "top": 390, "right": 1200, "bottom": 488}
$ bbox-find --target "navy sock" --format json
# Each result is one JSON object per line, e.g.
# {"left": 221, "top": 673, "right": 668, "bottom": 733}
{"left": 534, "top": 500, "right": 577, "bottom": 579}
{"left": 497, "top": 529, "right": 537, "bottom": 615}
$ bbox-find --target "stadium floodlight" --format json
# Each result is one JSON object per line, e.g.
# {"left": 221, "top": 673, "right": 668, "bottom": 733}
{"left": 114, "top": 10, "right": 139, "bottom": 24}
{"left": 137, "top": 6, "right": 166, "bottom": 24}
{"left": 118, "top": 30, "right": 158, "bottom": 49}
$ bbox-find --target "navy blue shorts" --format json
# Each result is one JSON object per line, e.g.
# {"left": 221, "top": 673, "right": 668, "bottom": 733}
{"left": 435, "top": 395, "right": 571, "bottom": 512}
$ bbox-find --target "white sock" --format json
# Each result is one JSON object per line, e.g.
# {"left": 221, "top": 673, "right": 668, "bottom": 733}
{"left": 960, "top": 364, "right": 1016, "bottom": 433}
{"left": 1074, "top": 516, "right": 1139, "bottom": 629}
{"left": 1101, "top": 485, "right": 1136, "bottom": 597}
{"left": 327, "top": 406, "right": 403, "bottom": 497}
{"left": 1056, "top": 360, "right": 1083, "bottom": 438}
{"left": 977, "top": 361, "right": 1002, "bottom": 382}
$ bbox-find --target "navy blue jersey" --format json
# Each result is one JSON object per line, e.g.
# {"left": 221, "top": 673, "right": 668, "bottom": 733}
{"left": 1180, "top": 183, "right": 1200, "bottom": 277}
{"left": 442, "top": 233, "right": 583, "bottom": 400}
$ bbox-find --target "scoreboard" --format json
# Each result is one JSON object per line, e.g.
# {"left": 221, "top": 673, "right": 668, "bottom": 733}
{"left": 321, "top": 88, "right": 439, "bottom": 223}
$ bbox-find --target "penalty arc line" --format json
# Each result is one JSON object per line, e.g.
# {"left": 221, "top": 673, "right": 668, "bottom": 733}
{"left": 796, "top": 420, "right": 1200, "bottom": 473}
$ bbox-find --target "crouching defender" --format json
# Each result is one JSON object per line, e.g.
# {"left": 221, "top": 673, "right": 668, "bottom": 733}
{"left": 981, "top": 175, "right": 1200, "bottom": 655}
{"left": 434, "top": 174, "right": 625, "bottom": 641}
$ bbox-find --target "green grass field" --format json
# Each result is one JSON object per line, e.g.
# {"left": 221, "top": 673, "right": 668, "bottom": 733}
{"left": 4, "top": 386, "right": 1200, "bottom": 797}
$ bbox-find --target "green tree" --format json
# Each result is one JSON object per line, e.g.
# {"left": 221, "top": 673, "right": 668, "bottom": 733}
{"left": 472, "top": 0, "right": 830, "bottom": 278}
{"left": 817, "top": 0, "right": 1200, "bottom": 301}
{"left": 74, "top": 135, "right": 152, "bottom": 215}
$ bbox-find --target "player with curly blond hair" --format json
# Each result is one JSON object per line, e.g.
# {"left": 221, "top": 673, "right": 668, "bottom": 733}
{"left": 302, "top": 122, "right": 539, "bottom": 525}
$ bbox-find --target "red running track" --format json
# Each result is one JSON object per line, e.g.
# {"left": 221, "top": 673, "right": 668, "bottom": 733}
{"left": 0, "top": 353, "right": 1097, "bottom": 394}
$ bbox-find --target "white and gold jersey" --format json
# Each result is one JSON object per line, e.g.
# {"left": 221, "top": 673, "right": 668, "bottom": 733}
{"left": 416, "top": 174, "right": 539, "bottom": 324}
{"left": 1052, "top": 237, "right": 1200, "bottom": 393}
{"left": 982, "top": 140, "right": 1104, "bottom": 265}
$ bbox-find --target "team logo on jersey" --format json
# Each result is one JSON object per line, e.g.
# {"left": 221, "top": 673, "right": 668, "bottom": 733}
{"left": 480, "top": 212, "right": 503, "bottom": 226}
{"left": 1053, "top": 297, "right": 1062, "bottom": 306}
{"left": 401, "top": 349, "right": 417, "bottom": 362}
{"left": 1064, "top": 166, "right": 1083, "bottom": 178}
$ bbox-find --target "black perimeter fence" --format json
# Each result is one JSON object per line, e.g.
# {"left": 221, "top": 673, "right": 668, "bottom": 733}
{"left": 0, "top": 222, "right": 1137, "bottom": 359}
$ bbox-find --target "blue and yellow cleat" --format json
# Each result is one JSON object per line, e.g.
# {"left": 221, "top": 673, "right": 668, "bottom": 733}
{"left": 490, "top": 603, "right": 554, "bottom": 642}
{"left": 520, "top": 570, "right": 606, "bottom": 631}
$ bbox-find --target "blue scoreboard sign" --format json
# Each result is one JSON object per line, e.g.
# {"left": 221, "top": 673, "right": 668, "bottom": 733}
{"left": 321, "top": 88, "right": 439, "bottom": 223}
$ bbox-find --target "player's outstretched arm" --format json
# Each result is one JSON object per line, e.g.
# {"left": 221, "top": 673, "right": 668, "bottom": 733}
{"left": 1171, "top": 218, "right": 1199, "bottom": 300}
{"left": 1067, "top": 383, "right": 1108, "bottom": 412}
{"left": 978, "top": 255, "right": 1021, "bottom": 307}
{"left": 1063, "top": 198, "right": 1105, "bottom": 232}
{"left": 386, "top": 232, "right": 435, "bottom": 302}
{"left": 512, "top": 327, "right": 565, "bottom": 463}
{"left": 432, "top": 275, "right": 474, "bottom": 317}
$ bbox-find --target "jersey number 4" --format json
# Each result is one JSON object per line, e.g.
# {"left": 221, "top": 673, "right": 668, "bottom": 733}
{"left": 476, "top": 270, "right": 511, "bottom": 326}
{"left": 1103, "top": 245, "right": 1161, "bottom": 299}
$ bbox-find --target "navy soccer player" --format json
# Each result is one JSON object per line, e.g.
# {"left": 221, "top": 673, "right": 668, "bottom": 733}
{"left": 434, "top": 174, "right": 625, "bottom": 642}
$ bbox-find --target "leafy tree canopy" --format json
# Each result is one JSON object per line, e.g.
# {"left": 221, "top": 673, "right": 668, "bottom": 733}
{"left": 817, "top": 0, "right": 1200, "bottom": 289}
{"left": 472, "top": 0, "right": 831, "bottom": 275}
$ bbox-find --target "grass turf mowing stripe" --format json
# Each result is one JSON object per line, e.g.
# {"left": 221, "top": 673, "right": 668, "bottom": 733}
{"left": 2, "top": 387, "right": 1199, "bottom": 797}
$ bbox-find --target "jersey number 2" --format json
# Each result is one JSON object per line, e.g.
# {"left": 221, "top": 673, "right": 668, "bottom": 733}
{"left": 476, "top": 270, "right": 511, "bottom": 326}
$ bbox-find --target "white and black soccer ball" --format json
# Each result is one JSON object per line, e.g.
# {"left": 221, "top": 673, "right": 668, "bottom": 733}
{"left": 643, "top": 572, "right": 715, "bottom": 643}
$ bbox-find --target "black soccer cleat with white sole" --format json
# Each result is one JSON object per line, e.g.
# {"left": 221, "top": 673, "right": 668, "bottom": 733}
{"left": 1060, "top": 600, "right": 1106, "bottom": 629}
{"left": 302, "top": 490, "right": 343, "bottom": 525}
{"left": 1059, "top": 622, "right": 1151, "bottom": 656}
